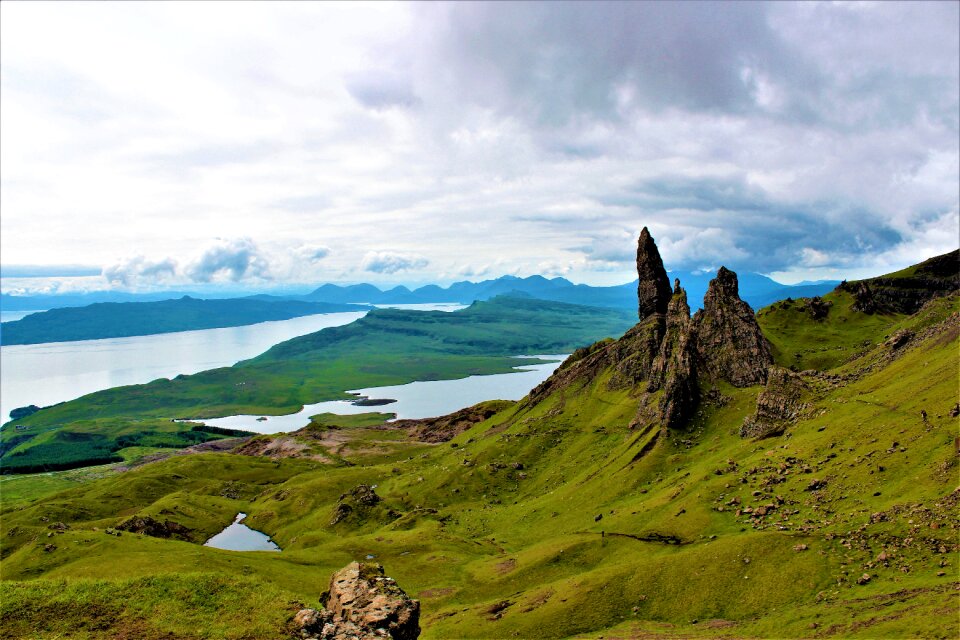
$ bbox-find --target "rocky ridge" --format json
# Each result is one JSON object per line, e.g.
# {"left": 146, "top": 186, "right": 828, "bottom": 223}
{"left": 838, "top": 249, "right": 959, "bottom": 314}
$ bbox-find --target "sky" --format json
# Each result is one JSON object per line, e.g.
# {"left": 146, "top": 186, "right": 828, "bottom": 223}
{"left": 1, "top": 1, "right": 957, "bottom": 294}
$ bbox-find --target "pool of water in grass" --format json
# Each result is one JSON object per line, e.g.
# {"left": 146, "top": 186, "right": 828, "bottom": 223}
{"left": 203, "top": 513, "right": 280, "bottom": 552}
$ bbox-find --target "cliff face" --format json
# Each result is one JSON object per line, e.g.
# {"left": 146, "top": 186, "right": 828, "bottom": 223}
{"left": 530, "top": 228, "right": 772, "bottom": 431}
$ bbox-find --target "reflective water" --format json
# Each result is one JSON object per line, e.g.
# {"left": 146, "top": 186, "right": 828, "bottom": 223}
{"left": 203, "top": 513, "right": 280, "bottom": 552}
{"left": 198, "top": 355, "right": 568, "bottom": 434}
{"left": 0, "top": 311, "right": 375, "bottom": 423}
{"left": 0, "top": 304, "right": 467, "bottom": 424}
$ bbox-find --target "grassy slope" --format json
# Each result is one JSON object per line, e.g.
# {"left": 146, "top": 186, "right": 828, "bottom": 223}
{"left": 0, "top": 288, "right": 956, "bottom": 638}
{"left": 1, "top": 297, "right": 635, "bottom": 472}
{"left": 0, "top": 297, "right": 368, "bottom": 345}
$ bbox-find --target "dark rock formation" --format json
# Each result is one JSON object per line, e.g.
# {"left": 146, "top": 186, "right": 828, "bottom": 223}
{"left": 740, "top": 366, "right": 810, "bottom": 439}
{"left": 116, "top": 515, "right": 192, "bottom": 541}
{"left": 636, "top": 227, "right": 673, "bottom": 320}
{"left": 294, "top": 562, "right": 420, "bottom": 640}
{"left": 805, "top": 296, "right": 831, "bottom": 320}
{"left": 650, "top": 281, "right": 699, "bottom": 429}
{"left": 694, "top": 267, "right": 773, "bottom": 387}
{"left": 9, "top": 405, "right": 41, "bottom": 420}
{"left": 528, "top": 231, "right": 774, "bottom": 432}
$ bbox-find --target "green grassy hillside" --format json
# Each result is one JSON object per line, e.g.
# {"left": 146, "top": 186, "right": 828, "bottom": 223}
{"left": 0, "top": 268, "right": 956, "bottom": 637}
{"left": 1, "top": 297, "right": 636, "bottom": 473}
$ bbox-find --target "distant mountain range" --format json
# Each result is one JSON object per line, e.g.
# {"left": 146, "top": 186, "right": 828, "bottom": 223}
{"left": 1, "top": 273, "right": 840, "bottom": 336}
{"left": 294, "top": 272, "right": 840, "bottom": 312}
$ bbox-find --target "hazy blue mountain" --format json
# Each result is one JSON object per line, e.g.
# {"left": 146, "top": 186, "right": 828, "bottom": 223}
{"left": 302, "top": 273, "right": 839, "bottom": 311}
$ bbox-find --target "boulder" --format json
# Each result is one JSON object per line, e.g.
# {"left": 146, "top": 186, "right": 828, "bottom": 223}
{"left": 295, "top": 562, "right": 420, "bottom": 640}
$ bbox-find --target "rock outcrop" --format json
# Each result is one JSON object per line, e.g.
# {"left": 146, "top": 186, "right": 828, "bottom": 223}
{"left": 116, "top": 515, "right": 192, "bottom": 541}
{"left": 694, "top": 267, "right": 772, "bottom": 387}
{"left": 636, "top": 227, "right": 673, "bottom": 320}
{"left": 838, "top": 248, "right": 959, "bottom": 314}
{"left": 295, "top": 562, "right": 420, "bottom": 640}
{"left": 740, "top": 366, "right": 810, "bottom": 439}
{"left": 330, "top": 485, "right": 382, "bottom": 526}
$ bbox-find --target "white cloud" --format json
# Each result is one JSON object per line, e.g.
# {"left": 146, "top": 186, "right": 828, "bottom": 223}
{"left": 0, "top": 2, "right": 955, "bottom": 288}
{"left": 361, "top": 251, "right": 429, "bottom": 274}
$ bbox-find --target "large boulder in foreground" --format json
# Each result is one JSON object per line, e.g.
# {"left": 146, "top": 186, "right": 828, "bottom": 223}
{"left": 295, "top": 562, "right": 420, "bottom": 640}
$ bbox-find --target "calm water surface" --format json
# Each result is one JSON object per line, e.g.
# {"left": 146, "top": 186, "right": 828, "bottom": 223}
{"left": 204, "top": 513, "right": 280, "bottom": 552}
{"left": 199, "top": 355, "right": 568, "bottom": 434}
{"left": 0, "top": 304, "right": 464, "bottom": 423}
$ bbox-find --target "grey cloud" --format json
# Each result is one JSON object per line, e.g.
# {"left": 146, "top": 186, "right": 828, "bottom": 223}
{"left": 595, "top": 176, "right": 906, "bottom": 273}
{"left": 345, "top": 70, "right": 420, "bottom": 110}
{"left": 186, "top": 238, "right": 271, "bottom": 282}
{"left": 412, "top": 2, "right": 800, "bottom": 124}
{"left": 360, "top": 251, "right": 429, "bottom": 274}
{"left": 408, "top": 1, "right": 957, "bottom": 138}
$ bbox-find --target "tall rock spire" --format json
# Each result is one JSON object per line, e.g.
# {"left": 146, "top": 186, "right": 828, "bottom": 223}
{"left": 694, "top": 266, "right": 773, "bottom": 387}
{"left": 636, "top": 227, "right": 673, "bottom": 320}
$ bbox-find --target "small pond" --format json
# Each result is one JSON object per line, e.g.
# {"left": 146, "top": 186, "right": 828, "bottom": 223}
{"left": 203, "top": 513, "right": 280, "bottom": 552}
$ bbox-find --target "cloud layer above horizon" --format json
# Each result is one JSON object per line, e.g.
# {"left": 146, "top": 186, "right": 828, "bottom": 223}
{"left": 1, "top": 1, "right": 957, "bottom": 290}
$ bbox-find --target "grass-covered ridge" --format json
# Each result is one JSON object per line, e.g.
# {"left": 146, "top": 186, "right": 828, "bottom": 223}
{"left": 0, "top": 295, "right": 370, "bottom": 345}
{"left": 0, "top": 250, "right": 956, "bottom": 638}
{"left": 1, "top": 296, "right": 636, "bottom": 472}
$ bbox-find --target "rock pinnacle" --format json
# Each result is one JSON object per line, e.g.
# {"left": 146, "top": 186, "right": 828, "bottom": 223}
{"left": 636, "top": 227, "right": 673, "bottom": 320}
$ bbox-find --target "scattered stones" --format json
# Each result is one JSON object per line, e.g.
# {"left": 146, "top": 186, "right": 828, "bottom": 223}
{"left": 793, "top": 544, "right": 808, "bottom": 551}
{"left": 806, "top": 479, "right": 827, "bottom": 491}
{"left": 856, "top": 573, "right": 871, "bottom": 585}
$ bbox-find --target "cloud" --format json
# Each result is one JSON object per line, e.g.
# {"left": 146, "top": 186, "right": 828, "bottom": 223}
{"left": 292, "top": 244, "right": 331, "bottom": 263}
{"left": 360, "top": 251, "right": 429, "bottom": 274}
{"left": 344, "top": 70, "right": 420, "bottom": 110}
{"left": 185, "top": 238, "right": 271, "bottom": 283}
{"left": 103, "top": 256, "right": 178, "bottom": 287}
{"left": 1, "top": 2, "right": 956, "bottom": 288}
